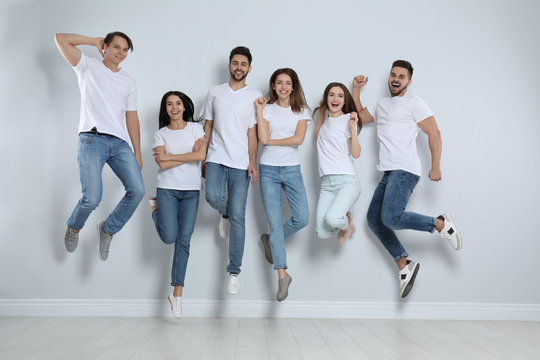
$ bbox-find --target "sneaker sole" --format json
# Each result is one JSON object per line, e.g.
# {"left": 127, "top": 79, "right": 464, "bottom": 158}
{"left": 442, "top": 213, "right": 462, "bottom": 250}
{"left": 401, "top": 263, "right": 420, "bottom": 298}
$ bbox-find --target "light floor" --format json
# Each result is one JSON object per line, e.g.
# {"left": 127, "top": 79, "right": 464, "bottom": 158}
{"left": 1, "top": 317, "right": 539, "bottom": 360}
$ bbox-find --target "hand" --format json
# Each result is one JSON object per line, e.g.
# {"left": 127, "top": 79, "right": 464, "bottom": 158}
{"left": 254, "top": 97, "right": 267, "bottom": 111}
{"left": 95, "top": 37, "right": 105, "bottom": 57}
{"left": 153, "top": 152, "right": 168, "bottom": 163}
{"left": 135, "top": 153, "right": 143, "bottom": 170}
{"left": 192, "top": 136, "right": 206, "bottom": 152}
{"left": 428, "top": 167, "right": 442, "bottom": 181}
{"left": 353, "top": 75, "right": 368, "bottom": 88}
{"left": 248, "top": 162, "right": 258, "bottom": 184}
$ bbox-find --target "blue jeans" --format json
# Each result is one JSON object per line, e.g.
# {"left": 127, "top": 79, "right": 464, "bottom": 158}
{"left": 259, "top": 165, "right": 309, "bottom": 270}
{"left": 152, "top": 188, "right": 199, "bottom": 287}
{"left": 67, "top": 133, "right": 145, "bottom": 235}
{"left": 367, "top": 170, "right": 436, "bottom": 261}
{"left": 316, "top": 174, "right": 361, "bottom": 239}
{"left": 204, "top": 162, "right": 250, "bottom": 274}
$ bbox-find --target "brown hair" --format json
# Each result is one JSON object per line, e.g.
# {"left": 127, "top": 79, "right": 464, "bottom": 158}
{"left": 104, "top": 31, "right": 133, "bottom": 52}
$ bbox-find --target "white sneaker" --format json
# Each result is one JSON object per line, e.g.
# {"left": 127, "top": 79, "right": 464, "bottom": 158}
{"left": 148, "top": 197, "right": 157, "bottom": 208}
{"left": 438, "top": 213, "right": 462, "bottom": 250}
{"left": 168, "top": 294, "right": 182, "bottom": 319}
{"left": 219, "top": 216, "right": 230, "bottom": 239}
{"left": 399, "top": 260, "right": 420, "bottom": 298}
{"left": 228, "top": 273, "right": 240, "bottom": 295}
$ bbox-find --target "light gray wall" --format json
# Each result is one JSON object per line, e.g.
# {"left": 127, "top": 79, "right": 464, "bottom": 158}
{"left": 1, "top": 0, "right": 539, "bottom": 306}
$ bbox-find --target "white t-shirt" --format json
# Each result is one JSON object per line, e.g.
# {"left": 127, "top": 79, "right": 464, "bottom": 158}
{"left": 317, "top": 113, "right": 356, "bottom": 177}
{"left": 366, "top": 93, "right": 433, "bottom": 176}
{"left": 199, "top": 83, "right": 262, "bottom": 170}
{"left": 152, "top": 122, "right": 205, "bottom": 191}
{"left": 259, "top": 104, "right": 311, "bottom": 166}
{"left": 72, "top": 54, "right": 137, "bottom": 144}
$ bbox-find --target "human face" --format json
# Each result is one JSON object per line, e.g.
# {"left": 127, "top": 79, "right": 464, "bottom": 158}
{"left": 166, "top": 95, "right": 185, "bottom": 122}
{"left": 388, "top": 66, "right": 411, "bottom": 97}
{"left": 229, "top": 54, "right": 251, "bottom": 82}
{"left": 103, "top": 36, "right": 129, "bottom": 66}
{"left": 327, "top": 86, "right": 345, "bottom": 117}
{"left": 272, "top": 73, "right": 294, "bottom": 102}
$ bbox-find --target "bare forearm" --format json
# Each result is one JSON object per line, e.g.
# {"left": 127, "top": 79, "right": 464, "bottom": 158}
{"left": 158, "top": 160, "right": 185, "bottom": 170}
{"left": 126, "top": 116, "right": 141, "bottom": 157}
{"left": 267, "top": 135, "right": 303, "bottom": 146}
{"left": 428, "top": 131, "right": 442, "bottom": 169}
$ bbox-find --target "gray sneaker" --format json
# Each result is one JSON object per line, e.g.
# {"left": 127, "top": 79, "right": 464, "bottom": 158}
{"left": 260, "top": 234, "right": 273, "bottom": 264}
{"left": 64, "top": 227, "right": 79, "bottom": 253}
{"left": 277, "top": 274, "right": 292, "bottom": 302}
{"left": 97, "top": 221, "right": 113, "bottom": 261}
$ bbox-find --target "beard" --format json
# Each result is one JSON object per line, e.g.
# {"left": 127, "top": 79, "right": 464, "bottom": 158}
{"left": 230, "top": 70, "right": 247, "bottom": 82}
{"left": 389, "top": 84, "right": 407, "bottom": 97}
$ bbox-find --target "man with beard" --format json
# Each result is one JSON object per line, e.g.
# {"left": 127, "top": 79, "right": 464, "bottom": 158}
{"left": 200, "top": 46, "right": 262, "bottom": 295}
{"left": 354, "top": 60, "right": 462, "bottom": 299}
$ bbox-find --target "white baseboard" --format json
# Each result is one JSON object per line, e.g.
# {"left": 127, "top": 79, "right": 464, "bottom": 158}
{"left": 1, "top": 299, "right": 539, "bottom": 321}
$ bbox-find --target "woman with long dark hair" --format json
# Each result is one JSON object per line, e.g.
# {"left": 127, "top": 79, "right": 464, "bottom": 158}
{"left": 150, "top": 90, "right": 206, "bottom": 319}
{"left": 314, "top": 80, "right": 362, "bottom": 244}
{"left": 255, "top": 68, "right": 311, "bottom": 302}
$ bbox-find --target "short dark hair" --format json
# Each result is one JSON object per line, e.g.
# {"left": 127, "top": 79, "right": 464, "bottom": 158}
{"left": 392, "top": 60, "right": 413, "bottom": 78}
{"left": 158, "top": 91, "right": 200, "bottom": 129}
{"left": 229, "top": 46, "right": 252, "bottom": 64}
{"left": 104, "top": 31, "right": 133, "bottom": 52}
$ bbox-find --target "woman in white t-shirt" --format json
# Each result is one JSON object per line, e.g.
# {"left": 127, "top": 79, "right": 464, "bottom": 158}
{"left": 149, "top": 91, "right": 206, "bottom": 319}
{"left": 254, "top": 68, "right": 311, "bottom": 302}
{"left": 314, "top": 82, "right": 362, "bottom": 244}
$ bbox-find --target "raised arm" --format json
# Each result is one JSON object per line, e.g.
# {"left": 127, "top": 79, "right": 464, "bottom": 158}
{"left": 54, "top": 33, "right": 104, "bottom": 66}
{"left": 314, "top": 109, "right": 325, "bottom": 141}
{"left": 126, "top": 111, "right": 143, "bottom": 169}
{"left": 348, "top": 112, "right": 361, "bottom": 159}
{"left": 255, "top": 97, "right": 270, "bottom": 145}
{"left": 351, "top": 75, "right": 374, "bottom": 124}
{"left": 417, "top": 116, "right": 442, "bottom": 181}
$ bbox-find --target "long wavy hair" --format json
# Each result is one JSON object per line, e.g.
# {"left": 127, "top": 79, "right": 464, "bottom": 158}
{"left": 158, "top": 91, "right": 200, "bottom": 129}
{"left": 313, "top": 82, "right": 361, "bottom": 134}
{"left": 267, "top": 68, "right": 308, "bottom": 114}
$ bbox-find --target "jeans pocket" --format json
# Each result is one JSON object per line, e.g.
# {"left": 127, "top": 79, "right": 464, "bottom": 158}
{"left": 79, "top": 134, "right": 96, "bottom": 145}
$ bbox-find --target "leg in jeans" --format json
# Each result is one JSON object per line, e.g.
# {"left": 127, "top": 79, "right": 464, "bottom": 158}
{"left": 171, "top": 190, "right": 199, "bottom": 287}
{"left": 204, "top": 162, "right": 228, "bottom": 217}
{"left": 152, "top": 188, "right": 179, "bottom": 245}
{"left": 67, "top": 133, "right": 108, "bottom": 231}
{"left": 104, "top": 137, "right": 145, "bottom": 235}
{"left": 226, "top": 166, "right": 250, "bottom": 274}
{"left": 367, "top": 170, "right": 436, "bottom": 261}
{"left": 316, "top": 175, "right": 361, "bottom": 239}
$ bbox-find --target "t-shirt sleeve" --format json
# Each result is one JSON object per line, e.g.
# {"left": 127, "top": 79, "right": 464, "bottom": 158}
{"left": 366, "top": 103, "right": 376, "bottom": 120}
{"left": 299, "top": 107, "right": 312, "bottom": 124}
{"left": 152, "top": 130, "right": 164, "bottom": 150}
{"left": 194, "top": 123, "right": 205, "bottom": 140}
{"left": 199, "top": 90, "right": 214, "bottom": 121}
{"left": 411, "top": 96, "right": 433, "bottom": 123}
{"left": 126, "top": 80, "right": 137, "bottom": 111}
{"left": 72, "top": 53, "right": 90, "bottom": 74}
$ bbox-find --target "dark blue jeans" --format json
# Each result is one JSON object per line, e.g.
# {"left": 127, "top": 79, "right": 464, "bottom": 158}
{"left": 367, "top": 170, "right": 436, "bottom": 261}
{"left": 152, "top": 188, "right": 199, "bottom": 287}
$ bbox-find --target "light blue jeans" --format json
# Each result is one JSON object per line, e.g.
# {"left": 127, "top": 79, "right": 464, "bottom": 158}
{"left": 152, "top": 188, "right": 199, "bottom": 287}
{"left": 316, "top": 174, "right": 361, "bottom": 239}
{"left": 204, "top": 162, "right": 250, "bottom": 274}
{"left": 67, "top": 133, "right": 145, "bottom": 235}
{"left": 259, "top": 165, "right": 309, "bottom": 270}
{"left": 367, "top": 170, "right": 436, "bottom": 262}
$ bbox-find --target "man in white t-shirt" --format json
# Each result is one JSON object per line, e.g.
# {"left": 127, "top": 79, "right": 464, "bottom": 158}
{"left": 200, "top": 46, "right": 262, "bottom": 295}
{"left": 355, "top": 60, "right": 462, "bottom": 298}
{"left": 55, "top": 32, "right": 144, "bottom": 261}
